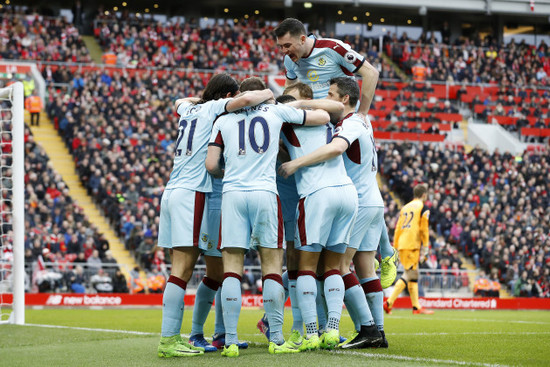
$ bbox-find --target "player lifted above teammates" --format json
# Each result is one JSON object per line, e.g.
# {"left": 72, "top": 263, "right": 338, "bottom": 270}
{"left": 385, "top": 183, "right": 434, "bottom": 315}
{"left": 205, "top": 77, "right": 331, "bottom": 357}
{"left": 157, "top": 74, "right": 273, "bottom": 358}
{"left": 274, "top": 17, "right": 378, "bottom": 115}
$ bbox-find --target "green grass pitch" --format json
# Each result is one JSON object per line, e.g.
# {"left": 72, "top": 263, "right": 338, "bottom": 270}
{"left": 1, "top": 307, "right": 549, "bottom": 366}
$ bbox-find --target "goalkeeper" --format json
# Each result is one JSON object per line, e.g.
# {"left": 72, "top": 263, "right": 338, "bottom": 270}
{"left": 384, "top": 183, "right": 434, "bottom": 315}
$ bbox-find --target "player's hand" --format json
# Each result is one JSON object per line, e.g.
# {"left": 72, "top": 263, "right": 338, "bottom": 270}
{"left": 278, "top": 161, "right": 298, "bottom": 178}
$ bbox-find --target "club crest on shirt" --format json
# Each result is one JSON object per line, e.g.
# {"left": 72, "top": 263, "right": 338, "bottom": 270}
{"left": 317, "top": 57, "right": 326, "bottom": 66}
{"left": 201, "top": 233, "right": 208, "bottom": 243}
{"left": 208, "top": 241, "right": 213, "bottom": 249}
{"left": 306, "top": 69, "right": 319, "bottom": 82}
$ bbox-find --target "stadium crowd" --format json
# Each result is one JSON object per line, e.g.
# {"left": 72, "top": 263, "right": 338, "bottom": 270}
{"left": 94, "top": 16, "right": 282, "bottom": 73}
{"left": 379, "top": 142, "right": 550, "bottom": 297}
{"left": 384, "top": 30, "right": 549, "bottom": 87}
{"left": 0, "top": 9, "right": 91, "bottom": 63}
{"left": 16, "top": 125, "right": 124, "bottom": 293}
{"left": 1, "top": 7, "right": 543, "bottom": 297}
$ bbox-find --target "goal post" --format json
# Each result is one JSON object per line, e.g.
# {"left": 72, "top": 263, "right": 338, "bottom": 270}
{"left": 0, "top": 82, "right": 25, "bottom": 325}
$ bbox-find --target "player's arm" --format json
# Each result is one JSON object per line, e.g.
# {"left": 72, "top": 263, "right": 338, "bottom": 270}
{"left": 303, "top": 109, "right": 331, "bottom": 126}
{"left": 278, "top": 136, "right": 348, "bottom": 178}
{"left": 205, "top": 146, "right": 223, "bottom": 178}
{"left": 226, "top": 89, "right": 274, "bottom": 112}
{"left": 175, "top": 97, "right": 200, "bottom": 111}
{"left": 419, "top": 207, "right": 430, "bottom": 250}
{"left": 356, "top": 61, "right": 380, "bottom": 116}
{"left": 288, "top": 99, "right": 345, "bottom": 123}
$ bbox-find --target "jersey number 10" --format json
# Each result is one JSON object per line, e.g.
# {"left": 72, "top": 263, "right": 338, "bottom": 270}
{"left": 238, "top": 117, "right": 270, "bottom": 155}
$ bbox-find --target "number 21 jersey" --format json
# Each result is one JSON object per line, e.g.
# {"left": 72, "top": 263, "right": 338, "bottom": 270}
{"left": 165, "top": 98, "right": 230, "bottom": 192}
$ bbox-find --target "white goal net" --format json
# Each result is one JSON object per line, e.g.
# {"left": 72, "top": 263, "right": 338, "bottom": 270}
{"left": 0, "top": 82, "right": 24, "bottom": 324}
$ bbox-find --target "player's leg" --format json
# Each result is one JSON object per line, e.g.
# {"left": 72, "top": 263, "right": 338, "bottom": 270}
{"left": 407, "top": 257, "right": 434, "bottom": 315}
{"left": 340, "top": 248, "right": 376, "bottom": 338}
{"left": 318, "top": 184, "right": 358, "bottom": 350}
{"left": 253, "top": 192, "right": 299, "bottom": 354}
{"left": 315, "top": 253, "right": 328, "bottom": 334}
{"left": 386, "top": 249, "right": 411, "bottom": 313}
{"left": 339, "top": 206, "right": 376, "bottom": 335}
{"left": 379, "top": 221, "right": 398, "bottom": 289}
{"left": 219, "top": 191, "right": 249, "bottom": 357}
{"left": 157, "top": 189, "right": 204, "bottom": 358}
{"left": 286, "top": 239, "right": 304, "bottom": 336}
{"left": 355, "top": 250, "right": 386, "bottom": 348}
{"left": 189, "top": 255, "right": 222, "bottom": 352}
{"left": 297, "top": 248, "right": 322, "bottom": 350}
{"left": 320, "top": 248, "right": 346, "bottom": 350}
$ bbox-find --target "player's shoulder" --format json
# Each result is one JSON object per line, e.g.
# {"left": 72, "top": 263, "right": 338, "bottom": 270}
{"left": 314, "top": 37, "right": 350, "bottom": 51}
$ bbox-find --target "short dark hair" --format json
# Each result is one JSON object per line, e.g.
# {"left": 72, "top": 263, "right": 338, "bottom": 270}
{"left": 413, "top": 183, "right": 428, "bottom": 198}
{"left": 200, "top": 73, "right": 239, "bottom": 103}
{"left": 274, "top": 18, "right": 306, "bottom": 38}
{"left": 283, "top": 82, "right": 313, "bottom": 99}
{"left": 276, "top": 94, "right": 296, "bottom": 104}
{"left": 239, "top": 77, "right": 266, "bottom": 92}
{"left": 329, "top": 77, "right": 360, "bottom": 106}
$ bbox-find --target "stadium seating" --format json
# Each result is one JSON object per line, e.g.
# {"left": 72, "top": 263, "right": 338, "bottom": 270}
{"left": 378, "top": 142, "right": 549, "bottom": 297}
{"left": 0, "top": 10, "right": 91, "bottom": 63}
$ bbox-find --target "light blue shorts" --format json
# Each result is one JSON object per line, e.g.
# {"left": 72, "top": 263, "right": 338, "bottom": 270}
{"left": 220, "top": 190, "right": 284, "bottom": 251}
{"left": 349, "top": 206, "right": 384, "bottom": 252}
{"left": 199, "top": 207, "right": 223, "bottom": 258}
{"left": 158, "top": 188, "right": 206, "bottom": 249}
{"left": 295, "top": 185, "right": 358, "bottom": 254}
{"left": 277, "top": 174, "right": 299, "bottom": 243}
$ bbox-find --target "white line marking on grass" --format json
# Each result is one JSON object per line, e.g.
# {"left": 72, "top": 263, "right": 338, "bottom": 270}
{"left": 333, "top": 350, "right": 510, "bottom": 367}
{"left": 389, "top": 316, "right": 550, "bottom": 325}
{"left": 25, "top": 323, "right": 157, "bottom": 336}
{"left": 388, "top": 331, "right": 550, "bottom": 336}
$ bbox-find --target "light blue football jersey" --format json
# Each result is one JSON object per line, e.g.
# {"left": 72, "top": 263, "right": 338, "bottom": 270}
{"left": 281, "top": 123, "right": 352, "bottom": 197}
{"left": 333, "top": 113, "right": 384, "bottom": 207}
{"left": 284, "top": 35, "right": 365, "bottom": 99}
{"left": 165, "top": 98, "right": 230, "bottom": 192}
{"left": 209, "top": 103, "right": 306, "bottom": 194}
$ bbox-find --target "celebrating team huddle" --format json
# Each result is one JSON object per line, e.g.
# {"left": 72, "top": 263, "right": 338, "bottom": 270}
{"left": 156, "top": 18, "right": 430, "bottom": 358}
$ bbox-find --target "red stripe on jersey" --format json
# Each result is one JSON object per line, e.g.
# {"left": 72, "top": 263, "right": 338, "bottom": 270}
{"left": 213, "top": 131, "right": 224, "bottom": 148}
{"left": 277, "top": 195, "right": 284, "bottom": 248}
{"left": 315, "top": 39, "right": 363, "bottom": 69}
{"left": 340, "top": 65, "right": 354, "bottom": 76}
{"left": 298, "top": 198, "right": 307, "bottom": 247}
{"left": 346, "top": 140, "right": 362, "bottom": 164}
{"left": 281, "top": 123, "right": 301, "bottom": 147}
{"left": 193, "top": 192, "right": 206, "bottom": 247}
{"left": 217, "top": 211, "right": 222, "bottom": 250}
{"left": 303, "top": 37, "right": 317, "bottom": 58}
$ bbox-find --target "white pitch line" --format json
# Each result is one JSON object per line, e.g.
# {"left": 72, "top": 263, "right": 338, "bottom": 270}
{"left": 387, "top": 331, "right": 550, "bottom": 336}
{"left": 388, "top": 315, "right": 550, "bottom": 325}
{"left": 332, "top": 350, "right": 510, "bottom": 367}
{"left": 25, "top": 323, "right": 157, "bottom": 336}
